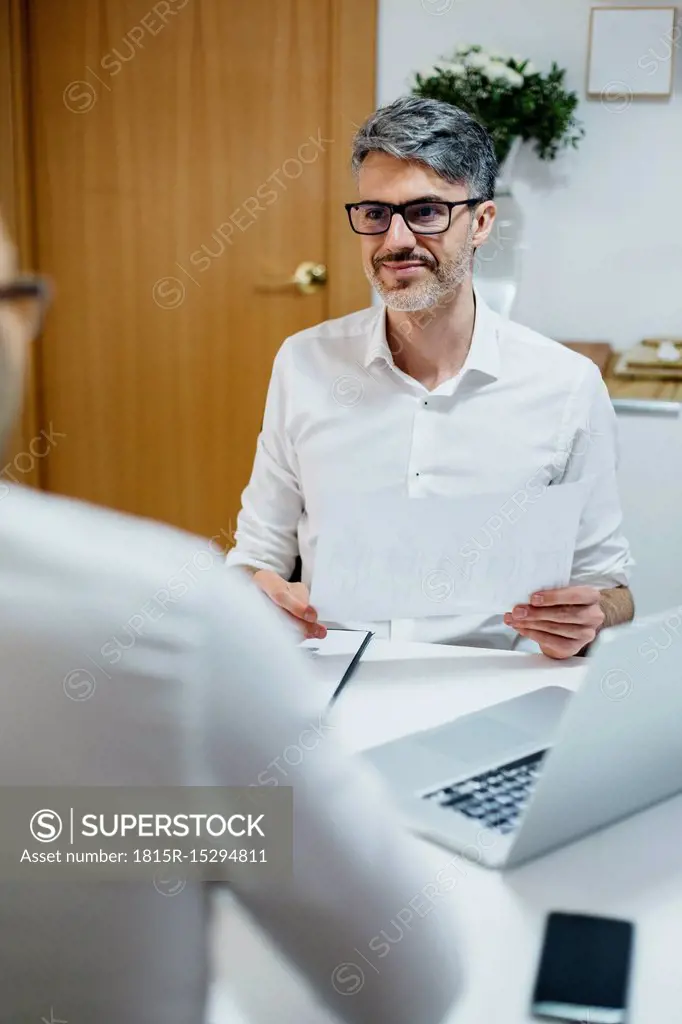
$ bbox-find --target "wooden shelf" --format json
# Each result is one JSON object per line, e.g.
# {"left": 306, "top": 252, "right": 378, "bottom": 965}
{"left": 604, "top": 354, "right": 682, "bottom": 404}
{"left": 561, "top": 343, "right": 682, "bottom": 404}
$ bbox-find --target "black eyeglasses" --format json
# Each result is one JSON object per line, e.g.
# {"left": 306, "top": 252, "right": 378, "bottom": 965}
{"left": 345, "top": 197, "right": 485, "bottom": 235}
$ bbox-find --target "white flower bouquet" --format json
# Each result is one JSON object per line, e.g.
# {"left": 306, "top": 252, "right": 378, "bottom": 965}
{"left": 413, "top": 44, "right": 583, "bottom": 167}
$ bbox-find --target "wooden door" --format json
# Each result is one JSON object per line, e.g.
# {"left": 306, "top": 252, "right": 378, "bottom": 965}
{"left": 23, "top": 0, "right": 374, "bottom": 537}
{"left": 0, "top": 0, "right": 40, "bottom": 483}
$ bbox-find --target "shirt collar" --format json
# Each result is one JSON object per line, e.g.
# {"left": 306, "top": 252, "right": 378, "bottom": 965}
{"left": 462, "top": 290, "right": 501, "bottom": 382}
{"left": 362, "top": 289, "right": 501, "bottom": 384}
{"left": 362, "top": 305, "right": 393, "bottom": 368}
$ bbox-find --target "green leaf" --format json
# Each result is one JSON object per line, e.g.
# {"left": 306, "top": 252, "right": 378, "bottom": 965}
{"left": 411, "top": 54, "right": 585, "bottom": 163}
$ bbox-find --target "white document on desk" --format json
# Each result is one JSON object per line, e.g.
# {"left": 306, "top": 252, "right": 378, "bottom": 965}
{"left": 310, "top": 481, "right": 589, "bottom": 621}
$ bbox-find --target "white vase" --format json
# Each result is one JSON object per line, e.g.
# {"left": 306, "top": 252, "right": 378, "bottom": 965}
{"left": 474, "top": 137, "right": 524, "bottom": 319}
{"left": 495, "top": 136, "right": 523, "bottom": 197}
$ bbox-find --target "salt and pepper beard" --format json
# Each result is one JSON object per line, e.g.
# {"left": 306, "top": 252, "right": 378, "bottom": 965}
{"left": 365, "top": 219, "right": 476, "bottom": 312}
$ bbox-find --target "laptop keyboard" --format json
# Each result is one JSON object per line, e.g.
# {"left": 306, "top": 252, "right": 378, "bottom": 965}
{"left": 423, "top": 750, "right": 547, "bottom": 835}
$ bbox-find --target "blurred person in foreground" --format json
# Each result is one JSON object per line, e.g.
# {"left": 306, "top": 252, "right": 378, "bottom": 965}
{"left": 228, "top": 96, "right": 634, "bottom": 659}
{"left": 0, "top": 213, "right": 460, "bottom": 1024}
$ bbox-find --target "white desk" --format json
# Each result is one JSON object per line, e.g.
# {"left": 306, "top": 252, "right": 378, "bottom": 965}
{"left": 209, "top": 640, "right": 682, "bottom": 1023}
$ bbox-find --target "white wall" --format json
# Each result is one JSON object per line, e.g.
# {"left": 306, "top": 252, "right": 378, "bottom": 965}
{"left": 378, "top": 0, "right": 682, "bottom": 352}
{"left": 613, "top": 407, "right": 682, "bottom": 615}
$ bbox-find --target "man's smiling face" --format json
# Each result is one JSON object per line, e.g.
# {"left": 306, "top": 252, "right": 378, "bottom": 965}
{"left": 355, "top": 152, "right": 481, "bottom": 311}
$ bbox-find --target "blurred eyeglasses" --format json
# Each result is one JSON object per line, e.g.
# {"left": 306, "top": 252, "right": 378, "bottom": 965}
{"left": 0, "top": 276, "right": 52, "bottom": 337}
{"left": 345, "top": 198, "right": 484, "bottom": 236}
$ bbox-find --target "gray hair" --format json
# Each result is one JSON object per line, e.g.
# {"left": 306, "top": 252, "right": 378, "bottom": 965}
{"left": 351, "top": 96, "right": 498, "bottom": 201}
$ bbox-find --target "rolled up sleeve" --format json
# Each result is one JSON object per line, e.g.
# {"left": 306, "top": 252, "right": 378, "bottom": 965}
{"left": 559, "top": 363, "right": 634, "bottom": 589}
{"left": 225, "top": 343, "right": 303, "bottom": 580}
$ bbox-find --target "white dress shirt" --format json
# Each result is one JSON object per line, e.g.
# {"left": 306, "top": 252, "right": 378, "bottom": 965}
{"left": 0, "top": 484, "right": 460, "bottom": 1024}
{"left": 226, "top": 295, "right": 633, "bottom": 648}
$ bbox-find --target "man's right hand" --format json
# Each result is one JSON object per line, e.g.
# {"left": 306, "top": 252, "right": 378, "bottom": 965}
{"left": 253, "top": 570, "right": 327, "bottom": 640}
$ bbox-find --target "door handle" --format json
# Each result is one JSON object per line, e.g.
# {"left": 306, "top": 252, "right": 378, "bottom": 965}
{"left": 256, "top": 261, "right": 328, "bottom": 296}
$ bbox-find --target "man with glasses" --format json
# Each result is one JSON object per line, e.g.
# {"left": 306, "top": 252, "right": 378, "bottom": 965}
{"left": 228, "top": 96, "right": 634, "bottom": 657}
{"left": 0, "top": 214, "right": 460, "bottom": 1022}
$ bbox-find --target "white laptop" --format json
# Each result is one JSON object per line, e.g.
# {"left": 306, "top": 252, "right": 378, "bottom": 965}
{"left": 362, "top": 610, "right": 682, "bottom": 869}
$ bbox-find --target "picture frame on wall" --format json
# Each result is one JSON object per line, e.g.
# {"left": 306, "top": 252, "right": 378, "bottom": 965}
{"left": 587, "top": 6, "right": 677, "bottom": 99}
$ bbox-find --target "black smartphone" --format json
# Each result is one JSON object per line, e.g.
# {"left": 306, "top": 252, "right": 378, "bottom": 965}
{"left": 531, "top": 911, "right": 634, "bottom": 1023}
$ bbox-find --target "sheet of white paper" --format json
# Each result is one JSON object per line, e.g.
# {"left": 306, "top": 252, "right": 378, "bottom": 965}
{"left": 298, "top": 629, "right": 373, "bottom": 701}
{"left": 300, "top": 629, "right": 372, "bottom": 658}
{"left": 310, "top": 482, "right": 589, "bottom": 621}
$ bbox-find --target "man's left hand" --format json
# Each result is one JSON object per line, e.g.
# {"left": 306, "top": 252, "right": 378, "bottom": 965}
{"left": 504, "top": 585, "right": 605, "bottom": 660}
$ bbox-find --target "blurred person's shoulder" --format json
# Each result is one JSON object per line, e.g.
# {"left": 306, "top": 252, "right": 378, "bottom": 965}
{"left": 0, "top": 484, "right": 253, "bottom": 627}
{"left": 1, "top": 483, "right": 213, "bottom": 572}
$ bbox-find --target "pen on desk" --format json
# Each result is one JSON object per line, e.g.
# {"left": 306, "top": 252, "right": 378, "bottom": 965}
{"left": 328, "top": 631, "right": 374, "bottom": 706}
